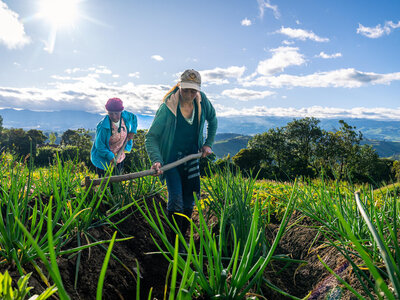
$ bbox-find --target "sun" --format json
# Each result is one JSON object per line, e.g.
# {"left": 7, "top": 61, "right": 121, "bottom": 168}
{"left": 35, "top": 0, "right": 83, "bottom": 53}
{"left": 37, "top": 0, "right": 80, "bottom": 28}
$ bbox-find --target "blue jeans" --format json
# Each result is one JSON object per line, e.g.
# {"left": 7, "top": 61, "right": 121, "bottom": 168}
{"left": 165, "top": 166, "right": 199, "bottom": 212}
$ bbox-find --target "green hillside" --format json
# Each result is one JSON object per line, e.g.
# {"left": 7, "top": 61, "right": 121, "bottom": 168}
{"left": 213, "top": 135, "right": 400, "bottom": 160}
{"left": 213, "top": 134, "right": 250, "bottom": 158}
{"left": 362, "top": 139, "right": 400, "bottom": 159}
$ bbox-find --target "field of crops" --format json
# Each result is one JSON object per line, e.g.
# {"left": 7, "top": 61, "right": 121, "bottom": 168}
{"left": 1, "top": 151, "right": 399, "bottom": 300}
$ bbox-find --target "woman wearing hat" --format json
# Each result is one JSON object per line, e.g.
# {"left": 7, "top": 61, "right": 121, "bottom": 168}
{"left": 145, "top": 69, "right": 218, "bottom": 240}
{"left": 91, "top": 98, "right": 137, "bottom": 177}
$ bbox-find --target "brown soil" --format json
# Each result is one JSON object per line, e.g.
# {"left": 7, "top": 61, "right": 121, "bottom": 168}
{"left": 1, "top": 195, "right": 170, "bottom": 300}
{"left": 262, "top": 211, "right": 372, "bottom": 300}
{"left": 1, "top": 201, "right": 373, "bottom": 299}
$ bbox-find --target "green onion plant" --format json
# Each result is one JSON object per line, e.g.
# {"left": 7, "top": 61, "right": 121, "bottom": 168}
{"left": 133, "top": 181, "right": 297, "bottom": 299}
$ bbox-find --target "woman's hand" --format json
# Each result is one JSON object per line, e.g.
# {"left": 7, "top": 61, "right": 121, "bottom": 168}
{"left": 151, "top": 162, "right": 163, "bottom": 176}
{"left": 127, "top": 132, "right": 135, "bottom": 140}
{"left": 201, "top": 146, "right": 213, "bottom": 158}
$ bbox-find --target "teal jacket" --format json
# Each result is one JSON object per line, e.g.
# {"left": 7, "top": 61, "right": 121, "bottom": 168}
{"left": 145, "top": 88, "right": 217, "bottom": 168}
{"left": 91, "top": 111, "right": 137, "bottom": 170}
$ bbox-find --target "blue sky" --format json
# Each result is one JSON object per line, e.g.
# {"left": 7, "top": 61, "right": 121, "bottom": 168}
{"left": 1, "top": 0, "right": 400, "bottom": 120}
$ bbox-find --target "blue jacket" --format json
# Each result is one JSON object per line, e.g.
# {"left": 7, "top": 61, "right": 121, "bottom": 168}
{"left": 91, "top": 111, "right": 137, "bottom": 170}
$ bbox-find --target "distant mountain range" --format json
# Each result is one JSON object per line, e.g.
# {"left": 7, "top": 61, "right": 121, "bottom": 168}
{"left": 213, "top": 134, "right": 251, "bottom": 158}
{"left": 2, "top": 108, "right": 400, "bottom": 140}
{"left": 2, "top": 108, "right": 400, "bottom": 158}
{"left": 0, "top": 109, "right": 154, "bottom": 131}
{"left": 217, "top": 116, "right": 400, "bottom": 142}
{"left": 213, "top": 133, "right": 400, "bottom": 159}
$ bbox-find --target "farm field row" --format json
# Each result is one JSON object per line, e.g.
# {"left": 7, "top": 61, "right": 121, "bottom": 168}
{"left": 0, "top": 152, "right": 399, "bottom": 299}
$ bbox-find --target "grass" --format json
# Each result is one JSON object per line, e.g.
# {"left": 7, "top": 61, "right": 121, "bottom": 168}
{"left": 0, "top": 270, "right": 57, "bottom": 300}
{"left": 0, "top": 153, "right": 139, "bottom": 298}
{"left": 2, "top": 150, "right": 400, "bottom": 299}
{"left": 133, "top": 168, "right": 299, "bottom": 299}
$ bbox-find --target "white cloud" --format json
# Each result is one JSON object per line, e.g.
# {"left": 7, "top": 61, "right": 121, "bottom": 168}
{"left": 0, "top": 1, "right": 30, "bottom": 49}
{"left": 65, "top": 66, "right": 113, "bottom": 75}
{"left": 200, "top": 66, "right": 246, "bottom": 85}
{"left": 128, "top": 72, "right": 140, "bottom": 78}
{"left": 317, "top": 51, "right": 342, "bottom": 59}
{"left": 282, "top": 40, "right": 294, "bottom": 45}
{"left": 241, "top": 68, "right": 400, "bottom": 88}
{"left": 214, "top": 104, "right": 400, "bottom": 120}
{"left": 387, "top": 21, "right": 400, "bottom": 29}
{"left": 256, "top": 46, "right": 305, "bottom": 75}
{"left": 277, "top": 26, "right": 329, "bottom": 42}
{"left": 95, "top": 66, "right": 112, "bottom": 74}
{"left": 51, "top": 75, "right": 72, "bottom": 80}
{"left": 151, "top": 55, "right": 164, "bottom": 61}
{"left": 357, "top": 24, "right": 385, "bottom": 38}
{"left": 221, "top": 88, "right": 275, "bottom": 101}
{"left": 65, "top": 68, "right": 82, "bottom": 74}
{"left": 241, "top": 18, "right": 252, "bottom": 26}
{"left": 257, "top": 0, "right": 280, "bottom": 19}
{"left": 0, "top": 73, "right": 170, "bottom": 114}
{"left": 357, "top": 21, "right": 400, "bottom": 38}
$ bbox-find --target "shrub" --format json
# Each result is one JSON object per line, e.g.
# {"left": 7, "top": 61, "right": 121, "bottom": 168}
{"left": 36, "top": 146, "right": 61, "bottom": 166}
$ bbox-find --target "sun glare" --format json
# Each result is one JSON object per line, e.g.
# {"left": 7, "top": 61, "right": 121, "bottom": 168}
{"left": 38, "top": 0, "right": 80, "bottom": 28}
{"left": 36, "top": 0, "right": 83, "bottom": 53}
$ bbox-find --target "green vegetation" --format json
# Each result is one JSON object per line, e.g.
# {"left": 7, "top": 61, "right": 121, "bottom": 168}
{"left": 0, "top": 270, "right": 57, "bottom": 300}
{"left": 133, "top": 167, "right": 297, "bottom": 299}
{"left": 0, "top": 114, "right": 399, "bottom": 185}
{"left": 1, "top": 114, "right": 400, "bottom": 299}
{"left": 232, "top": 117, "right": 393, "bottom": 184}
{"left": 1, "top": 148, "right": 400, "bottom": 298}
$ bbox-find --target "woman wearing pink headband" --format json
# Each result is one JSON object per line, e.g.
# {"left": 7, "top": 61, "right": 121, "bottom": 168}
{"left": 91, "top": 98, "right": 137, "bottom": 177}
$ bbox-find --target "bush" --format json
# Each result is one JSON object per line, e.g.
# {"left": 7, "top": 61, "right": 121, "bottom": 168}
{"left": 36, "top": 146, "right": 61, "bottom": 166}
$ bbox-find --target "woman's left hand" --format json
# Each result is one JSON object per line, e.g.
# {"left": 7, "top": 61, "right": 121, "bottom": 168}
{"left": 127, "top": 133, "right": 135, "bottom": 140}
{"left": 201, "top": 146, "right": 213, "bottom": 158}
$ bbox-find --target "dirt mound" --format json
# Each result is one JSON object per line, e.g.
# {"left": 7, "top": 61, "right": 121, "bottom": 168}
{"left": 263, "top": 211, "right": 371, "bottom": 299}
{"left": 2, "top": 204, "right": 372, "bottom": 299}
{"left": 1, "top": 195, "right": 170, "bottom": 300}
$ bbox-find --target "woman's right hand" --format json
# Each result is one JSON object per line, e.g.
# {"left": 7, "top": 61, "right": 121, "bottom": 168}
{"left": 151, "top": 162, "right": 163, "bottom": 176}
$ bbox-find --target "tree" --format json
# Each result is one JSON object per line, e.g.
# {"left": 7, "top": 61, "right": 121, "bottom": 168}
{"left": 61, "top": 129, "right": 91, "bottom": 147}
{"left": 284, "top": 117, "right": 322, "bottom": 175}
{"left": 392, "top": 160, "right": 400, "bottom": 182}
{"left": 248, "top": 128, "right": 287, "bottom": 169}
{"left": 0, "top": 115, "right": 4, "bottom": 151}
{"left": 49, "top": 132, "right": 57, "bottom": 145}
{"left": 232, "top": 148, "right": 265, "bottom": 175}
{"left": 27, "top": 129, "right": 47, "bottom": 145}
{"left": 316, "top": 120, "right": 364, "bottom": 180}
{"left": 26, "top": 129, "right": 47, "bottom": 156}
{"left": 234, "top": 117, "right": 383, "bottom": 182}
{"left": 7, "top": 128, "right": 29, "bottom": 156}
{"left": 59, "top": 128, "right": 92, "bottom": 166}
{"left": 247, "top": 126, "right": 309, "bottom": 179}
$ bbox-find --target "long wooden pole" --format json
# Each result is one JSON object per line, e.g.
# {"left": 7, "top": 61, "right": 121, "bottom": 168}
{"left": 85, "top": 152, "right": 203, "bottom": 188}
